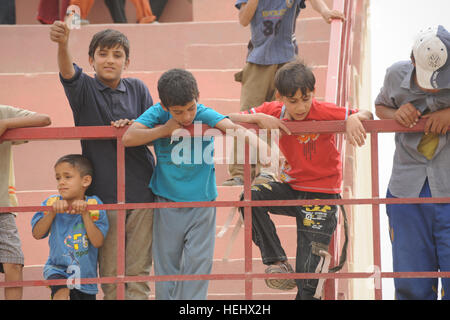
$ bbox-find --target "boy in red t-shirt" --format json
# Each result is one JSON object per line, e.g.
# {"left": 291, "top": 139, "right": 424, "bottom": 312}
{"left": 229, "top": 59, "right": 372, "bottom": 300}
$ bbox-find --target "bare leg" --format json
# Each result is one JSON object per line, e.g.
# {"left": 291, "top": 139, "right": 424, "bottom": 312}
{"left": 52, "top": 288, "right": 70, "bottom": 300}
{"left": 3, "top": 263, "right": 23, "bottom": 300}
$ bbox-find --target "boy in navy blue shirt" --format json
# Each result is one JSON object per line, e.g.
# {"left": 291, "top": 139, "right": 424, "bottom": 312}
{"left": 50, "top": 21, "right": 154, "bottom": 300}
{"left": 123, "top": 69, "right": 270, "bottom": 299}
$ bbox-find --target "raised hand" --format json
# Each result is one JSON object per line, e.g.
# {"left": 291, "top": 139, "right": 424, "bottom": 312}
{"left": 49, "top": 21, "right": 70, "bottom": 45}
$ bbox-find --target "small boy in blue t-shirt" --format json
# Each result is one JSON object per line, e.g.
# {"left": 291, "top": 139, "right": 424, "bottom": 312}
{"left": 31, "top": 154, "right": 108, "bottom": 300}
{"left": 123, "top": 68, "right": 269, "bottom": 300}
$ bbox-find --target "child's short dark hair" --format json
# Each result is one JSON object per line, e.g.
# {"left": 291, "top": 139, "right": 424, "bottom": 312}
{"left": 55, "top": 154, "right": 94, "bottom": 178}
{"left": 88, "top": 29, "right": 130, "bottom": 60}
{"left": 274, "top": 59, "right": 316, "bottom": 98}
{"left": 157, "top": 68, "right": 200, "bottom": 108}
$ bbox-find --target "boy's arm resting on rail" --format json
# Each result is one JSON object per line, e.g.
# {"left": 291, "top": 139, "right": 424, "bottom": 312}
{"left": 0, "top": 113, "right": 51, "bottom": 137}
{"left": 216, "top": 117, "right": 272, "bottom": 166}
{"left": 345, "top": 109, "right": 372, "bottom": 147}
{"left": 122, "top": 119, "right": 181, "bottom": 147}
{"left": 228, "top": 112, "right": 292, "bottom": 135}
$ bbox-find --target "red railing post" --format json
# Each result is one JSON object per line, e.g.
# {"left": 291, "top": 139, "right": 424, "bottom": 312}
{"left": 370, "top": 131, "right": 383, "bottom": 299}
{"left": 243, "top": 141, "right": 253, "bottom": 299}
{"left": 324, "top": 0, "right": 347, "bottom": 300}
{"left": 116, "top": 129, "right": 126, "bottom": 300}
{"left": 1, "top": 123, "right": 450, "bottom": 300}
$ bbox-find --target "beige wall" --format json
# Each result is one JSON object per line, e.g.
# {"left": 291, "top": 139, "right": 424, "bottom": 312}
{"left": 348, "top": 0, "right": 376, "bottom": 300}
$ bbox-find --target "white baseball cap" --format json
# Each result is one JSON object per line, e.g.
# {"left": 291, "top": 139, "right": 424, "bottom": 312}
{"left": 412, "top": 25, "right": 450, "bottom": 90}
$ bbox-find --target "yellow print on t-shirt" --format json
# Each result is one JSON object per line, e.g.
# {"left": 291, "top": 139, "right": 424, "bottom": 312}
{"left": 262, "top": 9, "right": 287, "bottom": 18}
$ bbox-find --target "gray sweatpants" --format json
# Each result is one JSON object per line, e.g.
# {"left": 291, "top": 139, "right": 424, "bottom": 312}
{"left": 153, "top": 196, "right": 216, "bottom": 300}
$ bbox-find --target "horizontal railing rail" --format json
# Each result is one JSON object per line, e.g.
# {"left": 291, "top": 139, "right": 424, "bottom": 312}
{"left": 1, "top": 119, "right": 449, "bottom": 300}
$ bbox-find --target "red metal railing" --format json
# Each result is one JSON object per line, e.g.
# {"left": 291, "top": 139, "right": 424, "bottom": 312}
{"left": 1, "top": 119, "right": 450, "bottom": 300}
{"left": 2, "top": 0, "right": 450, "bottom": 301}
{"left": 323, "top": 0, "right": 352, "bottom": 299}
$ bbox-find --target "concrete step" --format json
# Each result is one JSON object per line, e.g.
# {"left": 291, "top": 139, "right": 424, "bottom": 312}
{"left": 14, "top": 180, "right": 297, "bottom": 223}
{"left": 13, "top": 141, "right": 81, "bottom": 191}
{"left": 0, "top": 18, "right": 330, "bottom": 74}
{"left": 0, "top": 68, "right": 328, "bottom": 122}
{"left": 193, "top": 0, "right": 335, "bottom": 22}
{"left": 13, "top": 185, "right": 298, "bottom": 268}
{"left": 15, "top": 186, "right": 298, "bottom": 225}
{"left": 15, "top": 0, "right": 201, "bottom": 25}
{"left": 15, "top": 0, "right": 334, "bottom": 25}
{"left": 10, "top": 190, "right": 299, "bottom": 300}
{"left": 9, "top": 138, "right": 251, "bottom": 192}
{"left": 185, "top": 40, "right": 330, "bottom": 70}
{"left": 209, "top": 259, "right": 298, "bottom": 300}
{"left": 0, "top": 71, "right": 240, "bottom": 114}
{"left": 214, "top": 224, "right": 297, "bottom": 261}
{"left": 15, "top": 186, "right": 298, "bottom": 226}
{"left": 0, "top": 258, "right": 299, "bottom": 300}
{"left": 15, "top": 215, "right": 297, "bottom": 265}
{"left": 3, "top": 0, "right": 340, "bottom": 300}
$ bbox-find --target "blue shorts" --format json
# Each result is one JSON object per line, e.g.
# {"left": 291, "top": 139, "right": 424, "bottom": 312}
{"left": 48, "top": 274, "right": 96, "bottom": 300}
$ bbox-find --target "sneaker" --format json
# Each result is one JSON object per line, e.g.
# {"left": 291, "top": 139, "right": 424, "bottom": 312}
{"left": 265, "top": 262, "right": 296, "bottom": 291}
{"left": 253, "top": 173, "right": 277, "bottom": 185}
{"left": 222, "top": 176, "right": 244, "bottom": 186}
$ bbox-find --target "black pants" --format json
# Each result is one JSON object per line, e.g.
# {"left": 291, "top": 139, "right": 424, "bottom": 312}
{"left": 240, "top": 182, "right": 338, "bottom": 300}
{"left": 104, "top": 0, "right": 127, "bottom": 23}
{"left": 48, "top": 274, "right": 96, "bottom": 300}
{"left": 104, "top": 0, "right": 168, "bottom": 22}
{"left": 0, "top": 0, "right": 15, "bottom": 24}
{"left": 149, "top": 0, "right": 167, "bottom": 20}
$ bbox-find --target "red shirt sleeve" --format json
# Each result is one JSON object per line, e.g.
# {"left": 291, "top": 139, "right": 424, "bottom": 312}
{"left": 308, "top": 100, "right": 358, "bottom": 121}
{"left": 240, "top": 101, "right": 283, "bottom": 118}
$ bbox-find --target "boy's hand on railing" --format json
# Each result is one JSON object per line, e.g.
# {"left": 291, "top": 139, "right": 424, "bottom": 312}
{"left": 52, "top": 199, "right": 89, "bottom": 215}
{"left": 111, "top": 119, "right": 134, "bottom": 128}
{"left": 69, "top": 200, "right": 89, "bottom": 215}
{"left": 346, "top": 113, "right": 367, "bottom": 147}
{"left": 255, "top": 113, "right": 291, "bottom": 135}
{"left": 258, "top": 144, "right": 273, "bottom": 167}
{"left": 422, "top": 108, "right": 450, "bottom": 135}
{"left": 321, "top": 9, "right": 345, "bottom": 24}
{"left": 52, "top": 199, "right": 69, "bottom": 214}
{"left": 163, "top": 117, "right": 184, "bottom": 138}
{"left": 394, "top": 103, "right": 421, "bottom": 128}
